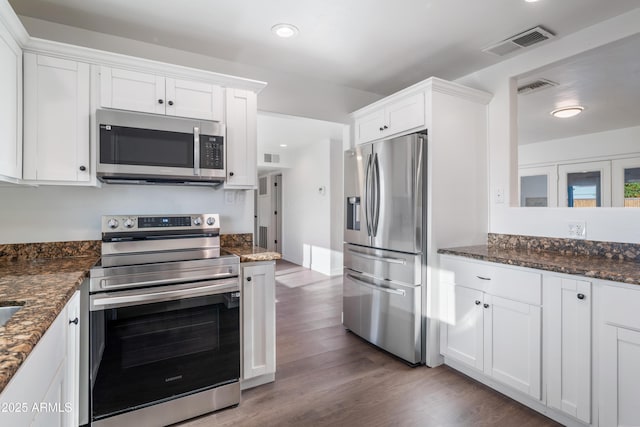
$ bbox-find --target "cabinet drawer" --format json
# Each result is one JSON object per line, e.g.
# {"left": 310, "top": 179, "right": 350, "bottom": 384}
{"left": 440, "top": 256, "right": 541, "bottom": 305}
{"left": 601, "top": 284, "right": 640, "bottom": 330}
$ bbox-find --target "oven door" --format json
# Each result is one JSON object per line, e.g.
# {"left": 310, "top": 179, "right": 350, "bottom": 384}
{"left": 89, "top": 278, "right": 240, "bottom": 423}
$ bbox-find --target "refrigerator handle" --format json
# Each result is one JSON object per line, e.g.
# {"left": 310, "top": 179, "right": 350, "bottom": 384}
{"left": 364, "top": 153, "right": 372, "bottom": 236}
{"left": 372, "top": 152, "right": 381, "bottom": 237}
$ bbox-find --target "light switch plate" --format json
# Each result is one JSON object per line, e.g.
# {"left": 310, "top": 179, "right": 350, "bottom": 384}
{"left": 568, "top": 221, "right": 586, "bottom": 239}
{"left": 495, "top": 188, "right": 505, "bottom": 204}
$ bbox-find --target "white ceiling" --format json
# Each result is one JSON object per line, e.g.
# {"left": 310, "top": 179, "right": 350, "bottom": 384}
{"left": 517, "top": 33, "right": 640, "bottom": 145}
{"left": 8, "top": 0, "right": 640, "bottom": 96}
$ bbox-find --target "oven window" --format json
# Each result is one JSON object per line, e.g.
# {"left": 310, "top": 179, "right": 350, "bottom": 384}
{"left": 100, "top": 125, "right": 194, "bottom": 168}
{"left": 90, "top": 292, "right": 239, "bottom": 421}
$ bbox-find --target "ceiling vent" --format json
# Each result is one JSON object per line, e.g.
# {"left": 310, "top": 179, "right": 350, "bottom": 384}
{"left": 263, "top": 153, "right": 280, "bottom": 163}
{"left": 517, "top": 78, "right": 558, "bottom": 95}
{"left": 483, "top": 26, "right": 555, "bottom": 56}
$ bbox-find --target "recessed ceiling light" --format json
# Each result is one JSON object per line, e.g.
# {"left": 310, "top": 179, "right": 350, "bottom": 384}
{"left": 524, "top": 0, "right": 540, "bottom": 2}
{"left": 271, "top": 23, "right": 299, "bottom": 38}
{"left": 279, "top": 144, "right": 288, "bottom": 147}
{"left": 550, "top": 106, "right": 584, "bottom": 118}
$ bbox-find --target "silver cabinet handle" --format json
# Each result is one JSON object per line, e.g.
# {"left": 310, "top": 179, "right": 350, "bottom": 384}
{"left": 92, "top": 279, "right": 238, "bottom": 310}
{"left": 193, "top": 126, "right": 200, "bottom": 176}
{"left": 347, "top": 274, "right": 406, "bottom": 296}
{"left": 476, "top": 276, "right": 491, "bottom": 281}
{"left": 348, "top": 249, "right": 407, "bottom": 265}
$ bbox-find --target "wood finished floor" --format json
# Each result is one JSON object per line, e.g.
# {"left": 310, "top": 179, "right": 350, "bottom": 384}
{"left": 181, "top": 260, "right": 560, "bottom": 427}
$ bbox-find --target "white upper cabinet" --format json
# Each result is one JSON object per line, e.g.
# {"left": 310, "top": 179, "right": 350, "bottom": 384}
{"left": 225, "top": 88, "right": 257, "bottom": 189}
{"left": 100, "top": 67, "right": 224, "bottom": 121}
{"left": 23, "top": 53, "right": 91, "bottom": 183}
{"left": 0, "top": 17, "right": 21, "bottom": 181}
{"left": 354, "top": 92, "right": 425, "bottom": 144}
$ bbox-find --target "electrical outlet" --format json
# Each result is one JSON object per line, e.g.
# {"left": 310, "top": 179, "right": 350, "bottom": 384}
{"left": 495, "top": 188, "right": 504, "bottom": 204}
{"left": 568, "top": 221, "right": 586, "bottom": 239}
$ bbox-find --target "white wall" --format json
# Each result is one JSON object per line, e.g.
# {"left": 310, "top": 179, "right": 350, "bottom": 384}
{"left": 281, "top": 139, "right": 337, "bottom": 275}
{"left": 19, "top": 16, "right": 382, "bottom": 124}
{"left": 456, "top": 8, "right": 640, "bottom": 243}
{"left": 0, "top": 184, "right": 251, "bottom": 243}
{"left": 519, "top": 125, "right": 640, "bottom": 166}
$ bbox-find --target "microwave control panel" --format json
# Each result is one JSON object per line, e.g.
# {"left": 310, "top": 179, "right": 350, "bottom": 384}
{"left": 201, "top": 136, "right": 224, "bottom": 170}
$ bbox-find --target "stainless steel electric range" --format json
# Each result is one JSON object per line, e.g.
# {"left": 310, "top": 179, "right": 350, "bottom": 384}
{"left": 86, "top": 214, "right": 240, "bottom": 427}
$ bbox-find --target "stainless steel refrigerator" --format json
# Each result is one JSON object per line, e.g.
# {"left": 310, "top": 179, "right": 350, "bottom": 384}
{"left": 343, "top": 131, "right": 426, "bottom": 365}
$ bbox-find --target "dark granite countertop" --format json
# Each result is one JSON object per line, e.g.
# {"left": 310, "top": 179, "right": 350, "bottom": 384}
{"left": 223, "top": 246, "right": 282, "bottom": 263}
{"left": 438, "top": 245, "right": 640, "bottom": 285}
{"left": 0, "top": 255, "right": 99, "bottom": 393}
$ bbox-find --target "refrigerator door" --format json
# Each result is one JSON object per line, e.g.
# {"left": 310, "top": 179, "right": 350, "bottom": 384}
{"left": 370, "top": 133, "right": 425, "bottom": 254}
{"left": 343, "top": 268, "right": 422, "bottom": 364}
{"left": 344, "top": 243, "right": 421, "bottom": 286}
{"left": 344, "top": 144, "right": 373, "bottom": 247}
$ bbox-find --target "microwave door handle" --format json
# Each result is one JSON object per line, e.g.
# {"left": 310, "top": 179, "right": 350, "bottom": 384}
{"left": 193, "top": 126, "right": 200, "bottom": 176}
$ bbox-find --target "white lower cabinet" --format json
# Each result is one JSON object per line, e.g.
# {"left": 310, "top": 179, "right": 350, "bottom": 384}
{"left": 599, "top": 284, "right": 640, "bottom": 427}
{"left": 440, "top": 256, "right": 542, "bottom": 400}
{"left": 545, "top": 276, "right": 592, "bottom": 424}
{"left": 241, "top": 261, "right": 276, "bottom": 389}
{"left": 0, "top": 291, "right": 80, "bottom": 426}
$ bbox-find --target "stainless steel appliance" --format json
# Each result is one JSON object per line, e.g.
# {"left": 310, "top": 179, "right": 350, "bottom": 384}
{"left": 87, "top": 214, "right": 240, "bottom": 427}
{"left": 343, "top": 132, "right": 426, "bottom": 365}
{"left": 96, "top": 109, "right": 225, "bottom": 185}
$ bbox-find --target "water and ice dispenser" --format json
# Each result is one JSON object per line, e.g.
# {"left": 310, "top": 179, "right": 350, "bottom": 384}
{"left": 346, "top": 196, "right": 360, "bottom": 231}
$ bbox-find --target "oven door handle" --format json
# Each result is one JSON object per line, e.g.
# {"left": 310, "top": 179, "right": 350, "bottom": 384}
{"left": 90, "top": 279, "right": 238, "bottom": 310}
{"left": 97, "top": 271, "right": 235, "bottom": 290}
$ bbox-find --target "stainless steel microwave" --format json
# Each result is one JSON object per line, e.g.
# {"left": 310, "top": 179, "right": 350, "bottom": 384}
{"left": 96, "top": 109, "right": 225, "bottom": 185}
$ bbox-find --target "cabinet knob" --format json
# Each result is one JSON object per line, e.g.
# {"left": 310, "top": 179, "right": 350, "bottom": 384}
{"left": 69, "top": 317, "right": 79, "bottom": 325}
{"left": 383, "top": 125, "right": 388, "bottom": 129}
{"left": 79, "top": 165, "right": 86, "bottom": 171}
{"left": 229, "top": 172, "right": 234, "bottom": 177}
{"left": 475, "top": 300, "right": 481, "bottom": 305}
{"left": 483, "top": 303, "right": 490, "bottom": 309}
{"left": 158, "top": 99, "right": 164, "bottom": 104}
{"left": 577, "top": 293, "right": 585, "bottom": 300}
{"left": 247, "top": 277, "right": 252, "bottom": 282}
{"left": 168, "top": 100, "right": 174, "bottom": 106}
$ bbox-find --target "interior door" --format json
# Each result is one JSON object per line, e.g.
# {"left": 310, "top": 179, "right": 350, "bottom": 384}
{"left": 344, "top": 144, "right": 372, "bottom": 247}
{"left": 370, "top": 133, "right": 424, "bottom": 254}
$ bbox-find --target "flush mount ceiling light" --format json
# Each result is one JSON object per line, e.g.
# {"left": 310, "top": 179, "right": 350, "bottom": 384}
{"left": 271, "top": 23, "right": 299, "bottom": 38}
{"left": 525, "top": 0, "right": 540, "bottom": 3}
{"left": 550, "top": 106, "right": 584, "bottom": 118}
{"left": 279, "top": 144, "right": 288, "bottom": 147}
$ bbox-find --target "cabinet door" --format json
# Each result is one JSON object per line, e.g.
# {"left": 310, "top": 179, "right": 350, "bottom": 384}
{"left": 31, "top": 363, "right": 65, "bottom": 427}
{"left": 165, "top": 78, "right": 223, "bottom": 121}
{"left": 0, "top": 22, "right": 21, "bottom": 181}
{"left": 484, "top": 295, "right": 541, "bottom": 399}
{"left": 242, "top": 262, "right": 276, "bottom": 380}
{"left": 384, "top": 92, "right": 425, "bottom": 136}
{"left": 100, "top": 67, "right": 165, "bottom": 114}
{"left": 23, "top": 53, "right": 91, "bottom": 182}
{"left": 225, "top": 88, "right": 257, "bottom": 188}
{"left": 64, "top": 292, "right": 80, "bottom": 427}
{"left": 546, "top": 277, "right": 591, "bottom": 423}
{"left": 600, "top": 325, "right": 640, "bottom": 427}
{"left": 441, "top": 284, "right": 484, "bottom": 370}
{"left": 355, "top": 109, "right": 385, "bottom": 144}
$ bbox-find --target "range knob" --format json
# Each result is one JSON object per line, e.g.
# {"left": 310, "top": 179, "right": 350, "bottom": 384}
{"left": 123, "top": 218, "right": 135, "bottom": 229}
{"left": 107, "top": 218, "right": 119, "bottom": 229}
{"left": 193, "top": 217, "right": 202, "bottom": 226}
{"left": 206, "top": 217, "right": 215, "bottom": 226}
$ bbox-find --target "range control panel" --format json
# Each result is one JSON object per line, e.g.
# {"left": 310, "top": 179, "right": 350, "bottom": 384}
{"left": 102, "top": 214, "right": 219, "bottom": 233}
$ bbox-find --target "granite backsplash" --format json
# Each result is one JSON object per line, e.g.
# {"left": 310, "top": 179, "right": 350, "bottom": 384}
{"left": 488, "top": 233, "right": 640, "bottom": 261}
